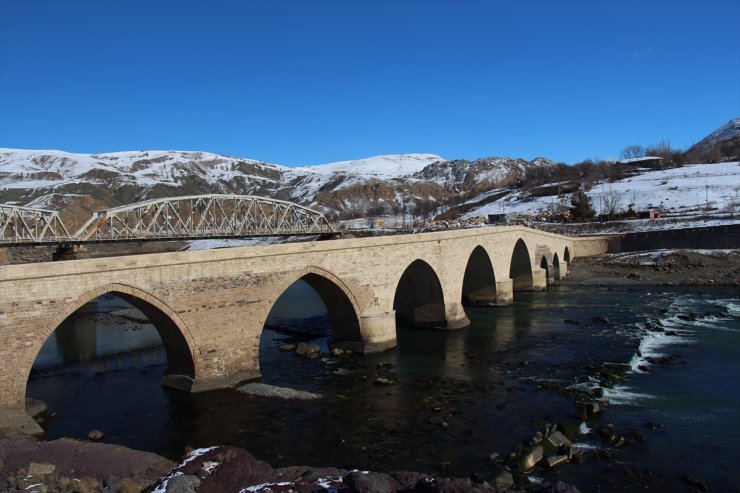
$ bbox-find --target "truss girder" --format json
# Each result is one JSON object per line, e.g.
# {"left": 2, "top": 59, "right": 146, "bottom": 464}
{"left": 0, "top": 195, "right": 334, "bottom": 245}
{"left": 73, "top": 194, "right": 334, "bottom": 241}
{"left": 0, "top": 205, "right": 72, "bottom": 244}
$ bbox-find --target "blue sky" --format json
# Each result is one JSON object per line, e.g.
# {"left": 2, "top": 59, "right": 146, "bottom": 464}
{"left": 0, "top": 0, "right": 738, "bottom": 166}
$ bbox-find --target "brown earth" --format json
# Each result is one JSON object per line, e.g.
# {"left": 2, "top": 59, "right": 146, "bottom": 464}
{"left": 563, "top": 249, "right": 740, "bottom": 287}
{"left": 0, "top": 437, "right": 175, "bottom": 492}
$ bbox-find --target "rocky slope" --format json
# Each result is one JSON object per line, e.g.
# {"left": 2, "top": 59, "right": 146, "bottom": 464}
{"left": 688, "top": 117, "right": 740, "bottom": 153}
{"left": 0, "top": 149, "right": 554, "bottom": 229}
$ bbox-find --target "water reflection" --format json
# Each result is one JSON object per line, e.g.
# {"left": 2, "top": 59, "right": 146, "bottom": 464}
{"left": 54, "top": 316, "right": 97, "bottom": 364}
{"left": 32, "top": 296, "right": 165, "bottom": 372}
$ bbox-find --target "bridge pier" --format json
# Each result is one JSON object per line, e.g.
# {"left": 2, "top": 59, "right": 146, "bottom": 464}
{"left": 332, "top": 312, "right": 398, "bottom": 353}
{"left": 496, "top": 280, "right": 514, "bottom": 305}
{"left": 445, "top": 302, "right": 471, "bottom": 329}
{"left": 532, "top": 268, "right": 548, "bottom": 291}
{"left": 560, "top": 261, "right": 568, "bottom": 279}
{"left": 0, "top": 408, "right": 43, "bottom": 436}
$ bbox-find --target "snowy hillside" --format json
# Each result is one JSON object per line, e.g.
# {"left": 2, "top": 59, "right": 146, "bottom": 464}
{"left": 304, "top": 154, "right": 443, "bottom": 178}
{"left": 467, "top": 161, "right": 740, "bottom": 218}
{"left": 0, "top": 148, "right": 287, "bottom": 190}
{"left": 1, "top": 148, "right": 549, "bottom": 224}
{"left": 4, "top": 146, "right": 736, "bottom": 234}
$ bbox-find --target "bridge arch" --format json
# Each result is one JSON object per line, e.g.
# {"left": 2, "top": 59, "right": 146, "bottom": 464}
{"left": 461, "top": 245, "right": 498, "bottom": 306}
{"left": 393, "top": 259, "right": 446, "bottom": 328}
{"left": 539, "top": 255, "right": 551, "bottom": 286}
{"left": 564, "top": 246, "right": 571, "bottom": 263}
{"left": 26, "top": 283, "right": 197, "bottom": 396}
{"left": 509, "top": 239, "right": 534, "bottom": 292}
{"left": 552, "top": 252, "right": 561, "bottom": 280}
{"left": 261, "top": 267, "right": 363, "bottom": 348}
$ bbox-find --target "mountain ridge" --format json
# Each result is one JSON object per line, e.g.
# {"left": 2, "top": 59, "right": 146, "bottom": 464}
{"left": 0, "top": 148, "right": 553, "bottom": 228}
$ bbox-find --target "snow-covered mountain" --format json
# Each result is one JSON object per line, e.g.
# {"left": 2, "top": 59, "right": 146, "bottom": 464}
{"left": 0, "top": 148, "right": 550, "bottom": 228}
{"left": 689, "top": 117, "right": 740, "bottom": 152}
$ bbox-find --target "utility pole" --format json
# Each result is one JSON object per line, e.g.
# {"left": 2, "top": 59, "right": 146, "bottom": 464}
{"left": 401, "top": 196, "right": 406, "bottom": 229}
{"left": 705, "top": 184, "right": 709, "bottom": 213}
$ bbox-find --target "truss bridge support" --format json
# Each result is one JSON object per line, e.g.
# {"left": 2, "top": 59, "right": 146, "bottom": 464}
{"left": 74, "top": 195, "right": 335, "bottom": 241}
{"left": 0, "top": 204, "right": 71, "bottom": 244}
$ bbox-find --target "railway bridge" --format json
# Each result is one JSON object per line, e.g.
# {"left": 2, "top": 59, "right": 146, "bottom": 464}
{"left": 0, "top": 225, "right": 589, "bottom": 433}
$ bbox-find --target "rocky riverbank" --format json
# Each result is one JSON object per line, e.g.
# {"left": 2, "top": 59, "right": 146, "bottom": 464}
{"left": 1, "top": 434, "right": 586, "bottom": 493}
{"left": 563, "top": 248, "right": 740, "bottom": 286}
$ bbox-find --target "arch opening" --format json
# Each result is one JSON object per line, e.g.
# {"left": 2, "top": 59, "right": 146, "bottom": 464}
{"left": 30, "top": 291, "right": 194, "bottom": 385}
{"left": 540, "top": 256, "right": 551, "bottom": 286}
{"left": 553, "top": 253, "right": 561, "bottom": 280}
{"left": 564, "top": 246, "right": 571, "bottom": 263}
{"left": 262, "top": 273, "right": 362, "bottom": 366}
{"left": 462, "top": 246, "right": 498, "bottom": 306}
{"left": 393, "top": 259, "right": 446, "bottom": 328}
{"left": 26, "top": 290, "right": 195, "bottom": 443}
{"left": 509, "top": 239, "right": 534, "bottom": 292}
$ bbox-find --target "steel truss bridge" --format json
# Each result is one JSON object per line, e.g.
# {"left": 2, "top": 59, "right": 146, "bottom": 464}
{"left": 1, "top": 195, "right": 335, "bottom": 245}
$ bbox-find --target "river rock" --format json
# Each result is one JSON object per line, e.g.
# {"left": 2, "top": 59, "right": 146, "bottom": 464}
{"left": 571, "top": 451, "right": 586, "bottom": 464}
{"left": 374, "top": 377, "right": 395, "bottom": 386}
{"left": 278, "top": 344, "right": 296, "bottom": 352}
{"left": 579, "top": 399, "right": 607, "bottom": 416}
{"left": 237, "top": 383, "right": 321, "bottom": 400}
{"left": 165, "top": 474, "right": 201, "bottom": 493}
{"left": 28, "top": 461, "right": 56, "bottom": 475}
{"left": 87, "top": 429, "right": 104, "bottom": 441}
{"left": 546, "top": 455, "right": 569, "bottom": 469}
{"left": 492, "top": 470, "right": 515, "bottom": 488}
{"left": 343, "top": 470, "right": 393, "bottom": 493}
{"left": 104, "top": 474, "right": 122, "bottom": 492}
{"left": 680, "top": 474, "right": 709, "bottom": 492}
{"left": 519, "top": 445, "right": 543, "bottom": 471}
{"left": 295, "top": 342, "right": 321, "bottom": 357}
{"left": 644, "top": 421, "right": 664, "bottom": 430}
{"left": 546, "top": 431, "right": 571, "bottom": 450}
{"left": 545, "top": 480, "right": 582, "bottom": 493}
{"left": 557, "top": 422, "right": 581, "bottom": 440}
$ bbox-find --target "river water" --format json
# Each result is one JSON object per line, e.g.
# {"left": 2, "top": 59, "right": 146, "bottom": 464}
{"left": 27, "top": 282, "right": 740, "bottom": 492}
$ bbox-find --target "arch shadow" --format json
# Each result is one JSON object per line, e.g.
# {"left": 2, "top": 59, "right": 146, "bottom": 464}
{"left": 262, "top": 267, "right": 363, "bottom": 351}
{"left": 393, "top": 259, "right": 446, "bottom": 328}
{"left": 31, "top": 283, "right": 197, "bottom": 393}
{"left": 540, "top": 255, "right": 551, "bottom": 286}
{"left": 509, "top": 239, "right": 534, "bottom": 292}
{"left": 552, "top": 252, "right": 561, "bottom": 280}
{"left": 564, "top": 246, "right": 571, "bottom": 263}
{"left": 462, "top": 245, "right": 498, "bottom": 306}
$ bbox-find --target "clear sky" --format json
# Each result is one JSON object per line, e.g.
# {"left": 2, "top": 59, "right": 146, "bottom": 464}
{"left": 0, "top": 0, "right": 738, "bottom": 166}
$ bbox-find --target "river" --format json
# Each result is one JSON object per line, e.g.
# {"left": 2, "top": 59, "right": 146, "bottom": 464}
{"left": 26, "top": 282, "right": 740, "bottom": 492}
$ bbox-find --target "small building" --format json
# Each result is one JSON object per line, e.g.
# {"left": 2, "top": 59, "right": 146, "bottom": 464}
{"left": 618, "top": 156, "right": 664, "bottom": 168}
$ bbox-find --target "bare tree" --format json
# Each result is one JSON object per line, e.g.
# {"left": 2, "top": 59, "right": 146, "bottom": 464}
{"left": 620, "top": 145, "right": 644, "bottom": 160}
{"left": 602, "top": 187, "right": 622, "bottom": 220}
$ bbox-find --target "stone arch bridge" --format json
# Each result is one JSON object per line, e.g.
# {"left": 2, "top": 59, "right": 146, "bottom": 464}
{"left": 0, "top": 226, "right": 586, "bottom": 432}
